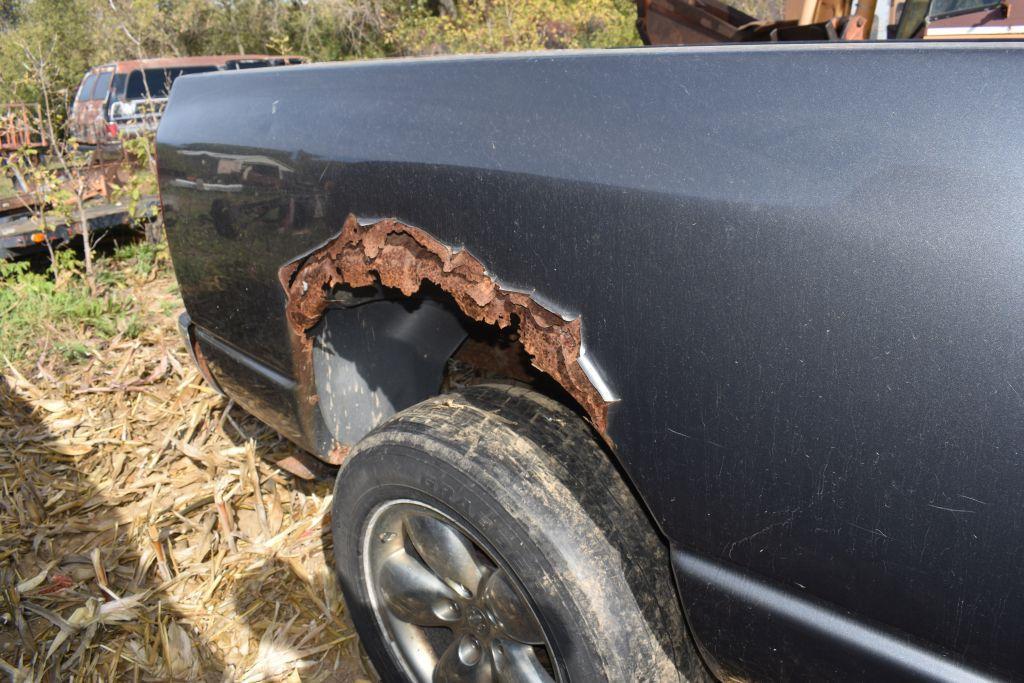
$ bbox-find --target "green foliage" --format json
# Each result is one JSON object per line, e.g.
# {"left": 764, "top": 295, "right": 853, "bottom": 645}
{"left": 0, "top": 0, "right": 641, "bottom": 107}
{"left": 54, "top": 339, "right": 91, "bottom": 362}
{"left": 113, "top": 138, "right": 159, "bottom": 229}
{"left": 386, "top": 0, "right": 638, "bottom": 54}
{"left": 0, "top": 248, "right": 142, "bottom": 363}
{"left": 0, "top": 0, "right": 98, "bottom": 117}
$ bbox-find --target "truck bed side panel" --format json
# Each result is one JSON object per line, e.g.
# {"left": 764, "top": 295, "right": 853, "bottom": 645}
{"left": 157, "top": 44, "right": 1024, "bottom": 679}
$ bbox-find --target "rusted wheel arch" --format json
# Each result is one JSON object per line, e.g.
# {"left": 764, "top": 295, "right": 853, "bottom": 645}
{"left": 279, "top": 215, "right": 612, "bottom": 449}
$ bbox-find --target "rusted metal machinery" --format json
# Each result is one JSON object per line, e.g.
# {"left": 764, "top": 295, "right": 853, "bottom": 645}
{"left": 0, "top": 103, "right": 47, "bottom": 152}
{"left": 0, "top": 122, "right": 127, "bottom": 219}
{"left": 637, "top": 0, "right": 1016, "bottom": 43}
{"left": 636, "top": 0, "right": 874, "bottom": 43}
{"left": 0, "top": 102, "right": 144, "bottom": 258}
{"left": 892, "top": 0, "right": 1024, "bottom": 39}
{"left": 1, "top": 102, "right": 51, "bottom": 218}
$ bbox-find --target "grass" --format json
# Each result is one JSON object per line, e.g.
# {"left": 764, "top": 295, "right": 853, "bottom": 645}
{"left": 0, "top": 243, "right": 156, "bottom": 364}
{"left": 109, "top": 241, "right": 163, "bottom": 277}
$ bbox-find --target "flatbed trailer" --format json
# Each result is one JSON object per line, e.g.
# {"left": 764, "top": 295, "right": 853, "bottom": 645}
{"left": 0, "top": 195, "right": 157, "bottom": 259}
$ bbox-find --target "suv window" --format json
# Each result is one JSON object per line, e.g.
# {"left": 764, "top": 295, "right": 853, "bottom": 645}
{"left": 124, "top": 66, "right": 218, "bottom": 100}
{"left": 111, "top": 73, "right": 127, "bottom": 99}
{"left": 227, "top": 59, "right": 280, "bottom": 70}
{"left": 76, "top": 73, "right": 98, "bottom": 103}
{"left": 91, "top": 71, "right": 113, "bottom": 101}
{"left": 223, "top": 57, "right": 304, "bottom": 70}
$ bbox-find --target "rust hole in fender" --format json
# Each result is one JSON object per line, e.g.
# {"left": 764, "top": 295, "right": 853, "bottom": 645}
{"left": 279, "top": 214, "right": 610, "bottom": 440}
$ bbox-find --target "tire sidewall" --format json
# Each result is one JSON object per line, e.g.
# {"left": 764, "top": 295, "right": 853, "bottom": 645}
{"left": 332, "top": 440, "right": 611, "bottom": 682}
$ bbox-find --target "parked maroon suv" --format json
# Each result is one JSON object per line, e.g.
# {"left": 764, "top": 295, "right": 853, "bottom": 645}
{"left": 69, "top": 55, "right": 304, "bottom": 149}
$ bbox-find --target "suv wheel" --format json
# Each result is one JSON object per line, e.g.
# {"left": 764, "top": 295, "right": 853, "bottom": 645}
{"left": 331, "top": 383, "right": 704, "bottom": 682}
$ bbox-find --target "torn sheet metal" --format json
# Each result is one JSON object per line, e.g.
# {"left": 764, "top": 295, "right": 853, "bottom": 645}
{"left": 280, "top": 214, "right": 613, "bottom": 439}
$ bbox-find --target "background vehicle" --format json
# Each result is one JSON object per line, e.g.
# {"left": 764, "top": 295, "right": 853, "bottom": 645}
{"left": 69, "top": 55, "right": 305, "bottom": 149}
{"left": 158, "top": 43, "right": 1024, "bottom": 681}
{"left": 636, "top": 0, "right": 1023, "bottom": 43}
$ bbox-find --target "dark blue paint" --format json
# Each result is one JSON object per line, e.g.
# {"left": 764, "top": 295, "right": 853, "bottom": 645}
{"left": 158, "top": 43, "right": 1024, "bottom": 680}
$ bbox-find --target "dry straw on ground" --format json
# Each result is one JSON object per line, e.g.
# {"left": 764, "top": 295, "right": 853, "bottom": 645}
{"left": 0, "top": 248, "right": 370, "bottom": 681}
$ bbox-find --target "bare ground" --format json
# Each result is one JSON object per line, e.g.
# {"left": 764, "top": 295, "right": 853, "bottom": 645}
{"left": 0, "top": 247, "right": 371, "bottom": 681}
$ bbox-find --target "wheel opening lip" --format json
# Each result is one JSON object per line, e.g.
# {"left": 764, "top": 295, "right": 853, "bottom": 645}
{"left": 360, "top": 498, "right": 563, "bottom": 682}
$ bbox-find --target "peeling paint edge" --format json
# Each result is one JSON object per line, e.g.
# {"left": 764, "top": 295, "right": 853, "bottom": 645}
{"left": 578, "top": 344, "right": 619, "bottom": 404}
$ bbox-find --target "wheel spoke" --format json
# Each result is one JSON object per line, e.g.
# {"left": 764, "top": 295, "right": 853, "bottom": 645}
{"left": 379, "top": 550, "right": 462, "bottom": 626}
{"left": 369, "top": 503, "right": 560, "bottom": 682}
{"left": 405, "top": 513, "right": 487, "bottom": 598}
{"left": 482, "top": 570, "right": 545, "bottom": 645}
{"left": 433, "top": 634, "right": 494, "bottom": 683}
{"left": 492, "top": 641, "right": 555, "bottom": 683}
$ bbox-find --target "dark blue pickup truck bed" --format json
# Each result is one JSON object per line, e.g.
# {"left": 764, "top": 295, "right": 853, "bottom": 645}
{"left": 158, "top": 43, "right": 1024, "bottom": 681}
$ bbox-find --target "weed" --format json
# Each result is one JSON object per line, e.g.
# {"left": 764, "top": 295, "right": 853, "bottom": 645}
{"left": 120, "top": 312, "right": 143, "bottom": 339}
{"left": 54, "top": 340, "right": 91, "bottom": 362}
{"left": 0, "top": 245, "right": 157, "bottom": 363}
{"left": 159, "top": 299, "right": 179, "bottom": 317}
{"left": 112, "top": 240, "right": 163, "bottom": 277}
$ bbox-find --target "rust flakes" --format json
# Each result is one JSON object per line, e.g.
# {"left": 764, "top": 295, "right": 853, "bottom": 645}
{"left": 280, "top": 214, "right": 610, "bottom": 438}
{"left": 325, "top": 442, "right": 350, "bottom": 465}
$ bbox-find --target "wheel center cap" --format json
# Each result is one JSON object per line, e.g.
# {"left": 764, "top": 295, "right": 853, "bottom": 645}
{"left": 466, "top": 606, "right": 490, "bottom": 636}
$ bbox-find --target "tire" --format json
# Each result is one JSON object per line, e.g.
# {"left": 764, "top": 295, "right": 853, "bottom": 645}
{"left": 331, "top": 383, "right": 707, "bottom": 682}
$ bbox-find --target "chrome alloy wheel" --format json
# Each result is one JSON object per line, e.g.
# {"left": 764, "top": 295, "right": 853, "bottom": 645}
{"left": 362, "top": 500, "right": 561, "bottom": 683}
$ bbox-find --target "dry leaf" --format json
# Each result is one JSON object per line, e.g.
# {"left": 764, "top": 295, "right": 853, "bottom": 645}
{"left": 0, "top": 254, "right": 367, "bottom": 680}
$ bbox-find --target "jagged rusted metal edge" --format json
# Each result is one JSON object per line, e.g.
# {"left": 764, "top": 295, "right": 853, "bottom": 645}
{"left": 279, "top": 214, "right": 611, "bottom": 440}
